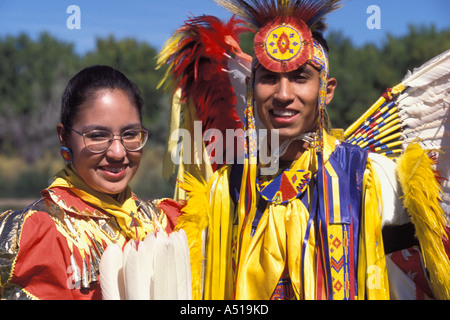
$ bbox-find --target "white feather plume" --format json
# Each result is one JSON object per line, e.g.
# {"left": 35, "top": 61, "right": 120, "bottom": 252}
{"left": 170, "top": 229, "right": 192, "bottom": 299}
{"left": 165, "top": 236, "right": 179, "bottom": 299}
{"left": 99, "top": 243, "right": 125, "bottom": 300}
{"left": 151, "top": 233, "right": 170, "bottom": 299}
{"left": 225, "top": 54, "right": 266, "bottom": 131}
{"left": 123, "top": 240, "right": 148, "bottom": 300}
{"left": 397, "top": 77, "right": 448, "bottom": 108}
{"left": 99, "top": 229, "right": 192, "bottom": 300}
{"left": 144, "top": 230, "right": 157, "bottom": 248}
{"left": 401, "top": 49, "right": 450, "bottom": 88}
{"left": 177, "top": 229, "right": 193, "bottom": 299}
{"left": 225, "top": 54, "right": 251, "bottom": 126}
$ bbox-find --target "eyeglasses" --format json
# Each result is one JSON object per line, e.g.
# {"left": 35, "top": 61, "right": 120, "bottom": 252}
{"left": 68, "top": 127, "right": 150, "bottom": 153}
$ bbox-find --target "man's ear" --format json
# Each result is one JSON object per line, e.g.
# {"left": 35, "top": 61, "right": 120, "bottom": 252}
{"left": 325, "top": 77, "right": 337, "bottom": 105}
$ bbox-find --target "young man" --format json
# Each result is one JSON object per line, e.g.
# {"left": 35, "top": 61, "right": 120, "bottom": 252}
{"left": 158, "top": 0, "right": 449, "bottom": 300}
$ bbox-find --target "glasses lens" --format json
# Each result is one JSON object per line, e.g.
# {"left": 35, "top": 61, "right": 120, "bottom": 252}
{"left": 122, "top": 129, "right": 148, "bottom": 151}
{"left": 83, "top": 130, "right": 113, "bottom": 153}
{"left": 81, "top": 129, "right": 149, "bottom": 153}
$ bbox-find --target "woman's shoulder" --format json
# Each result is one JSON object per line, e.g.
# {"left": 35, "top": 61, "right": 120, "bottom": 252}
{"left": 0, "top": 198, "right": 55, "bottom": 238}
{"left": 0, "top": 197, "right": 65, "bottom": 252}
{"left": 0, "top": 198, "right": 61, "bottom": 291}
{"left": 133, "top": 195, "right": 185, "bottom": 233}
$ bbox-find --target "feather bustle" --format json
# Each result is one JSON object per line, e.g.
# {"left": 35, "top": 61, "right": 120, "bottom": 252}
{"left": 150, "top": 234, "right": 169, "bottom": 299}
{"left": 396, "top": 142, "right": 450, "bottom": 300}
{"left": 402, "top": 49, "right": 450, "bottom": 88}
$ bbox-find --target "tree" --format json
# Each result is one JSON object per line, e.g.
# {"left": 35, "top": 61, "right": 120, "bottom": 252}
{"left": 0, "top": 32, "right": 80, "bottom": 163}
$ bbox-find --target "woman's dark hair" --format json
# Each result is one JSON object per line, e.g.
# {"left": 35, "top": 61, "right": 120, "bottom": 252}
{"left": 61, "top": 65, "right": 144, "bottom": 128}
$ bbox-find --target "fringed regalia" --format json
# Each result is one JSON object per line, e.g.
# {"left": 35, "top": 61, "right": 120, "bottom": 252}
{"left": 158, "top": 0, "right": 450, "bottom": 300}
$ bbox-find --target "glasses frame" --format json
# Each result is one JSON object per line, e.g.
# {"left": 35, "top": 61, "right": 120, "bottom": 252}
{"left": 67, "top": 126, "right": 150, "bottom": 153}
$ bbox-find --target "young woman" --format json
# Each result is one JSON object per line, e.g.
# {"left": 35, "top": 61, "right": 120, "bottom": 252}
{"left": 0, "top": 65, "right": 181, "bottom": 300}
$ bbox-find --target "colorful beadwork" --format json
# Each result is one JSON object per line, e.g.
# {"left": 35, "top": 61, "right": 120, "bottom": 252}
{"left": 60, "top": 147, "right": 73, "bottom": 162}
{"left": 254, "top": 17, "right": 313, "bottom": 73}
{"left": 257, "top": 169, "right": 311, "bottom": 204}
{"left": 265, "top": 25, "right": 303, "bottom": 62}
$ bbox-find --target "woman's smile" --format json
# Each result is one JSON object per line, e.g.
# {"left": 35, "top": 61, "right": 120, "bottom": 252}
{"left": 98, "top": 164, "right": 128, "bottom": 179}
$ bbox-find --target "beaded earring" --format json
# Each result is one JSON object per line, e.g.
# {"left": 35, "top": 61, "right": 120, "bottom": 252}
{"left": 60, "top": 147, "right": 73, "bottom": 163}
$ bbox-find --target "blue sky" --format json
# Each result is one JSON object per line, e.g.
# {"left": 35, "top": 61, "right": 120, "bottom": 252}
{"left": 0, "top": 0, "right": 449, "bottom": 55}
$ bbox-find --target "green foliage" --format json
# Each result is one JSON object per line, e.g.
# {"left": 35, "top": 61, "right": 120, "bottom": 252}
{"left": 0, "top": 151, "right": 60, "bottom": 198}
{"left": 0, "top": 33, "right": 170, "bottom": 164}
{"left": 0, "top": 33, "right": 80, "bottom": 162}
{"left": 239, "top": 31, "right": 255, "bottom": 56}
{"left": 0, "top": 33, "right": 79, "bottom": 114}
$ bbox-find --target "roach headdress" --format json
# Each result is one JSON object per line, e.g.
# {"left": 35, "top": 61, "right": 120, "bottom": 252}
{"left": 215, "top": 0, "right": 342, "bottom": 74}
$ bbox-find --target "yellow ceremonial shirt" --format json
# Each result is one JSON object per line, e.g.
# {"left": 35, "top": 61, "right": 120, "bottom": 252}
{"left": 178, "top": 133, "right": 389, "bottom": 300}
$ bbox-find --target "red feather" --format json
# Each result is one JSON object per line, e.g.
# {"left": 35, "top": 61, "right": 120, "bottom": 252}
{"left": 163, "top": 15, "right": 251, "bottom": 170}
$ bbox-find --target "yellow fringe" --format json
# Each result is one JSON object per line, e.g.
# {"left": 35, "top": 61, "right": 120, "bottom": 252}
{"left": 358, "top": 158, "right": 390, "bottom": 300}
{"left": 203, "top": 166, "right": 234, "bottom": 300}
{"left": 174, "top": 173, "right": 210, "bottom": 300}
{"left": 396, "top": 141, "right": 450, "bottom": 300}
